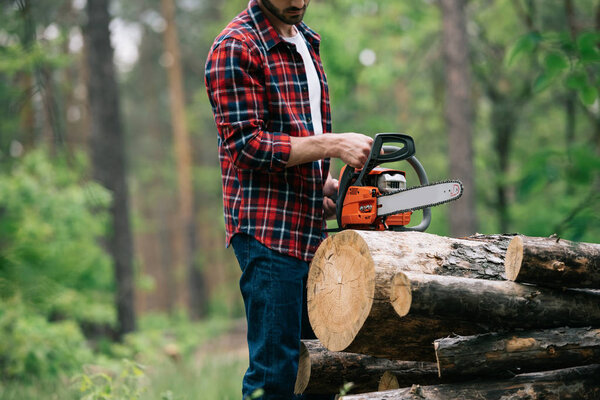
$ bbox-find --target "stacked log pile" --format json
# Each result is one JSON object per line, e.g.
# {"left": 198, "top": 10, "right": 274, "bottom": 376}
{"left": 298, "top": 230, "right": 600, "bottom": 399}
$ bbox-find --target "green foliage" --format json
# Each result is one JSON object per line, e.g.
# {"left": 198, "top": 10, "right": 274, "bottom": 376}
{"left": 74, "top": 359, "right": 149, "bottom": 400}
{"left": 0, "top": 297, "right": 93, "bottom": 381}
{"left": 508, "top": 30, "right": 600, "bottom": 105}
{"left": 0, "top": 149, "right": 115, "bottom": 326}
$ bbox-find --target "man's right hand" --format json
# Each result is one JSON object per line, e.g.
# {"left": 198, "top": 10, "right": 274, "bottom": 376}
{"left": 288, "top": 132, "right": 373, "bottom": 168}
{"left": 333, "top": 133, "right": 373, "bottom": 169}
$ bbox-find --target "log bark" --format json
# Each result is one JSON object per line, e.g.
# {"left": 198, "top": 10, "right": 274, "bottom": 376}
{"left": 505, "top": 235, "right": 600, "bottom": 288}
{"left": 295, "top": 340, "right": 440, "bottom": 395}
{"left": 339, "top": 364, "right": 600, "bottom": 399}
{"left": 393, "top": 272, "right": 600, "bottom": 331}
{"left": 434, "top": 326, "right": 600, "bottom": 378}
{"left": 308, "top": 230, "right": 509, "bottom": 356}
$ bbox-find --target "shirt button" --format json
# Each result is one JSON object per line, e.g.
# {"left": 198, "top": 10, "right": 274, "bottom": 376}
{"left": 307, "top": 116, "right": 312, "bottom": 123}
{"left": 302, "top": 85, "right": 308, "bottom": 92}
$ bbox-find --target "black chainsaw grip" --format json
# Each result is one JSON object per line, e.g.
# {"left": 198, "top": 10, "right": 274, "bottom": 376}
{"left": 355, "top": 133, "right": 415, "bottom": 187}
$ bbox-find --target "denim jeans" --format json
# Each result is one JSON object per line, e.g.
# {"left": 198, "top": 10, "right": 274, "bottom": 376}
{"left": 231, "top": 234, "right": 334, "bottom": 400}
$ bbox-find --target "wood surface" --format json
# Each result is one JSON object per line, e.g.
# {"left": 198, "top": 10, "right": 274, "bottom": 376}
{"left": 505, "top": 235, "right": 600, "bottom": 288}
{"left": 339, "top": 364, "right": 600, "bottom": 399}
{"left": 434, "top": 326, "right": 600, "bottom": 378}
{"left": 295, "top": 340, "right": 439, "bottom": 395}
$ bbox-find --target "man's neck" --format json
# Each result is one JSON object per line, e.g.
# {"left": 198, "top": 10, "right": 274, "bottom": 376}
{"left": 257, "top": 2, "right": 297, "bottom": 37}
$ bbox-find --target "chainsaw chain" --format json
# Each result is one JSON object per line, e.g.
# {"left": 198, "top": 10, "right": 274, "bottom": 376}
{"left": 377, "top": 180, "right": 464, "bottom": 218}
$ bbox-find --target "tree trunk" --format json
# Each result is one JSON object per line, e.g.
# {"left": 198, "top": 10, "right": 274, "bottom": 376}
{"left": 434, "top": 327, "right": 600, "bottom": 378}
{"left": 339, "top": 364, "right": 600, "bottom": 399}
{"left": 296, "top": 340, "right": 440, "bottom": 395}
{"left": 161, "top": 0, "right": 207, "bottom": 318}
{"left": 440, "top": 0, "right": 477, "bottom": 237}
{"left": 505, "top": 235, "right": 600, "bottom": 288}
{"left": 83, "top": 0, "right": 136, "bottom": 336}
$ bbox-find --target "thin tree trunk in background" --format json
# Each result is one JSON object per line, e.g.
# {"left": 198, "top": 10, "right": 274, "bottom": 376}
{"left": 19, "top": 72, "right": 35, "bottom": 150}
{"left": 440, "top": 0, "right": 477, "bottom": 237}
{"left": 161, "top": 0, "right": 207, "bottom": 319}
{"left": 83, "top": 0, "right": 136, "bottom": 336}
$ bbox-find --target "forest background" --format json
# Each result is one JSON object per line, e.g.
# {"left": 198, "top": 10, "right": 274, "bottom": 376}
{"left": 0, "top": 0, "right": 599, "bottom": 399}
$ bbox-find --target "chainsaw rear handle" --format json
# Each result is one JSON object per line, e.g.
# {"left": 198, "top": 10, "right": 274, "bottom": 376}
{"left": 333, "top": 133, "right": 431, "bottom": 232}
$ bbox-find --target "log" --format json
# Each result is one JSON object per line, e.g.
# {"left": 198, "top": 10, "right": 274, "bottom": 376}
{"left": 339, "top": 364, "right": 600, "bottom": 399}
{"left": 295, "top": 340, "right": 440, "bottom": 395}
{"left": 505, "top": 235, "right": 600, "bottom": 288}
{"left": 307, "top": 230, "right": 509, "bottom": 356}
{"left": 392, "top": 272, "right": 600, "bottom": 331}
{"left": 434, "top": 326, "right": 600, "bottom": 378}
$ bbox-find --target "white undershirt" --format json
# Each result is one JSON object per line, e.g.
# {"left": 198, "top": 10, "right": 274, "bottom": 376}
{"left": 282, "top": 30, "right": 323, "bottom": 136}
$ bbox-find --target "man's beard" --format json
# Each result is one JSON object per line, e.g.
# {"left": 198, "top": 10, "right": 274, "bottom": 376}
{"left": 261, "top": 0, "right": 307, "bottom": 25}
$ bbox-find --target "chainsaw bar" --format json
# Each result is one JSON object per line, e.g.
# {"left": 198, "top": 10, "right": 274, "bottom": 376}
{"left": 377, "top": 180, "right": 463, "bottom": 217}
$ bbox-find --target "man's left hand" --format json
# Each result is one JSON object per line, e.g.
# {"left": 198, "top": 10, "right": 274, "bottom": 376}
{"left": 323, "top": 174, "right": 338, "bottom": 220}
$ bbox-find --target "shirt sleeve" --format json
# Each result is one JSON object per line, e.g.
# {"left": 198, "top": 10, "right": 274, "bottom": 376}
{"left": 205, "top": 38, "right": 291, "bottom": 172}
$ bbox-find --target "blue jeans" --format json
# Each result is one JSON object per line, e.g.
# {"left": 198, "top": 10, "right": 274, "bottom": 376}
{"left": 231, "top": 234, "right": 334, "bottom": 400}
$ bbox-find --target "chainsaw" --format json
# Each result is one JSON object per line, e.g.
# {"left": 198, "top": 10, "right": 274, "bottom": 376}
{"left": 330, "top": 133, "right": 463, "bottom": 232}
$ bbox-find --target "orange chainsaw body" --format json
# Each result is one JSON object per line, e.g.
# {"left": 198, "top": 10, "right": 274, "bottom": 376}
{"left": 339, "top": 166, "right": 412, "bottom": 230}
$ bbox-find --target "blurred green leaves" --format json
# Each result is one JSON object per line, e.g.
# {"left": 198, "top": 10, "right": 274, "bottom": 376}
{"left": 508, "top": 30, "right": 599, "bottom": 105}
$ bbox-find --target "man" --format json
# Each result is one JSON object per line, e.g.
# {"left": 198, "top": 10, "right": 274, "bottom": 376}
{"left": 205, "top": 0, "right": 373, "bottom": 398}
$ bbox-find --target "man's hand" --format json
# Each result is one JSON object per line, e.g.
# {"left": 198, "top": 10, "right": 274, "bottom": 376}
{"left": 334, "top": 133, "right": 373, "bottom": 169}
{"left": 288, "top": 133, "right": 373, "bottom": 168}
{"left": 323, "top": 173, "right": 338, "bottom": 220}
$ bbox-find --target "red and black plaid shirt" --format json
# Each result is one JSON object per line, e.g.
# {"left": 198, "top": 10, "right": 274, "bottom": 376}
{"left": 205, "top": 0, "right": 332, "bottom": 261}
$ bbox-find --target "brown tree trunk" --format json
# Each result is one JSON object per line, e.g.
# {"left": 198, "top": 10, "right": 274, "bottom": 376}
{"left": 161, "top": 0, "right": 207, "bottom": 318}
{"left": 296, "top": 340, "right": 440, "bottom": 395}
{"left": 505, "top": 235, "right": 600, "bottom": 288}
{"left": 339, "top": 364, "right": 600, "bottom": 399}
{"left": 434, "top": 327, "right": 600, "bottom": 378}
{"left": 83, "top": 0, "right": 136, "bottom": 336}
{"left": 440, "top": 0, "right": 477, "bottom": 237}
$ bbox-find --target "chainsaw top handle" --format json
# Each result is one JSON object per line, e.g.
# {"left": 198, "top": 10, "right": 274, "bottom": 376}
{"left": 354, "top": 133, "right": 415, "bottom": 187}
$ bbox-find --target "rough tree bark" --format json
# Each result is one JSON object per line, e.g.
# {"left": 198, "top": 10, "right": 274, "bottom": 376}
{"left": 295, "top": 340, "right": 440, "bottom": 395}
{"left": 505, "top": 235, "right": 600, "bottom": 288}
{"left": 83, "top": 0, "right": 136, "bottom": 335}
{"left": 440, "top": 0, "right": 477, "bottom": 237}
{"left": 434, "top": 326, "right": 600, "bottom": 378}
{"left": 339, "top": 364, "right": 600, "bottom": 400}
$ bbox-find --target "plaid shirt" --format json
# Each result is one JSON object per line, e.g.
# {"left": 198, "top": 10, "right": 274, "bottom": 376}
{"left": 205, "top": 0, "right": 332, "bottom": 261}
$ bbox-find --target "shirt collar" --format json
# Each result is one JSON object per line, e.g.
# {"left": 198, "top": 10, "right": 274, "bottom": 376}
{"left": 247, "top": 0, "right": 321, "bottom": 52}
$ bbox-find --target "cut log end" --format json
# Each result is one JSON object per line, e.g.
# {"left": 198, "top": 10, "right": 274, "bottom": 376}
{"left": 378, "top": 371, "right": 400, "bottom": 391}
{"left": 308, "top": 231, "right": 375, "bottom": 352}
{"left": 294, "top": 341, "right": 310, "bottom": 394}
{"left": 505, "top": 235, "right": 524, "bottom": 281}
{"left": 390, "top": 272, "right": 411, "bottom": 317}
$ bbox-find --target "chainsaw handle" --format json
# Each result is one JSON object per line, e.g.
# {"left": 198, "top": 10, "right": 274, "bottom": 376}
{"left": 355, "top": 133, "right": 415, "bottom": 187}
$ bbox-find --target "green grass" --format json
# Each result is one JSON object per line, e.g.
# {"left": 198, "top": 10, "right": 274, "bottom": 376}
{"left": 0, "top": 316, "right": 248, "bottom": 400}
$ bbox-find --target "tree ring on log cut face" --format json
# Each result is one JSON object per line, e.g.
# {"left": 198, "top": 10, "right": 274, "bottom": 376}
{"left": 390, "top": 272, "right": 412, "bottom": 317}
{"left": 308, "top": 231, "right": 375, "bottom": 352}
{"left": 505, "top": 236, "right": 524, "bottom": 281}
